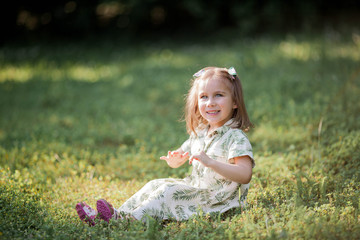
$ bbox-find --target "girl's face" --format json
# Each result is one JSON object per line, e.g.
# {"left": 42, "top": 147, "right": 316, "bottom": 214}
{"left": 197, "top": 77, "right": 237, "bottom": 131}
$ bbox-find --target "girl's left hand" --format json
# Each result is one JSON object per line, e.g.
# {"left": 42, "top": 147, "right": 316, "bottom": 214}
{"left": 189, "top": 151, "right": 214, "bottom": 167}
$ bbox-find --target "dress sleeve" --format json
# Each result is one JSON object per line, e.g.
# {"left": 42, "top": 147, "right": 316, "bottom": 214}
{"left": 228, "top": 130, "right": 255, "bottom": 168}
{"left": 180, "top": 137, "right": 192, "bottom": 155}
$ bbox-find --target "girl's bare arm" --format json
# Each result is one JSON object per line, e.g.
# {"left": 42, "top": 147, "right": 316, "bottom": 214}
{"left": 190, "top": 153, "right": 252, "bottom": 184}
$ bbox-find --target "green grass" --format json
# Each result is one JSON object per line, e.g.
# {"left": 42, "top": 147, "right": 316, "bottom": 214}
{"left": 0, "top": 31, "right": 359, "bottom": 239}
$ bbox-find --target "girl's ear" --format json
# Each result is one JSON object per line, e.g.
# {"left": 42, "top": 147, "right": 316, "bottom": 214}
{"left": 233, "top": 102, "right": 238, "bottom": 109}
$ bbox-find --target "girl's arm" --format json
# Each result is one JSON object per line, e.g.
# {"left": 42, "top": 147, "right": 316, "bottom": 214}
{"left": 160, "top": 148, "right": 190, "bottom": 168}
{"left": 189, "top": 152, "right": 252, "bottom": 184}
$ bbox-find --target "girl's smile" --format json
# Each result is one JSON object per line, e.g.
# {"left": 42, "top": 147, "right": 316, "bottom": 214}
{"left": 197, "top": 78, "right": 237, "bottom": 132}
{"left": 206, "top": 110, "right": 220, "bottom": 115}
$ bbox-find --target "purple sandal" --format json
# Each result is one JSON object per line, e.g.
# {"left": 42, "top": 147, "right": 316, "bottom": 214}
{"left": 75, "top": 202, "right": 97, "bottom": 226}
{"left": 96, "top": 199, "right": 115, "bottom": 222}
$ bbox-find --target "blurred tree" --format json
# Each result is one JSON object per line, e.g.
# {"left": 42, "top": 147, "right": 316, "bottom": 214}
{"left": 1, "top": 0, "right": 359, "bottom": 43}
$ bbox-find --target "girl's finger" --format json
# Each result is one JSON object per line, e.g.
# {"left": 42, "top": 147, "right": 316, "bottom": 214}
{"left": 191, "top": 155, "right": 199, "bottom": 160}
{"left": 160, "top": 156, "right": 168, "bottom": 160}
{"left": 189, "top": 155, "right": 198, "bottom": 164}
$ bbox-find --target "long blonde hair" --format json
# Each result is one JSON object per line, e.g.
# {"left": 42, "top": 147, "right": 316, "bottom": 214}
{"left": 185, "top": 67, "right": 253, "bottom": 135}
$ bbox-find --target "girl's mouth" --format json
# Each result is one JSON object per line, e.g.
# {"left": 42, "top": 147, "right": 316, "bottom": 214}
{"left": 206, "top": 110, "right": 220, "bottom": 115}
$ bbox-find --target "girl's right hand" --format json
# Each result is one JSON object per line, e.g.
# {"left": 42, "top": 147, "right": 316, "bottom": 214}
{"left": 160, "top": 151, "right": 189, "bottom": 168}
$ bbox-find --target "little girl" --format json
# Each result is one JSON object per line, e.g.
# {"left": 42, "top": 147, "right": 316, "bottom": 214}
{"left": 76, "top": 66, "right": 255, "bottom": 224}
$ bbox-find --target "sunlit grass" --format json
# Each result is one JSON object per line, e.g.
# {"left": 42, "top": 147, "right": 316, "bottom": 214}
{"left": 0, "top": 65, "right": 34, "bottom": 82}
{"left": 0, "top": 51, "right": 196, "bottom": 83}
{"left": 279, "top": 41, "right": 320, "bottom": 61}
{"left": 68, "top": 65, "right": 117, "bottom": 82}
{"left": 0, "top": 64, "right": 120, "bottom": 82}
{"left": 327, "top": 44, "right": 360, "bottom": 61}
{"left": 278, "top": 35, "right": 360, "bottom": 61}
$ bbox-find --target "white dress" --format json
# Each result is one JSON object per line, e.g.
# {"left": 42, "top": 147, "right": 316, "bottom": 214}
{"left": 117, "top": 120, "right": 254, "bottom": 221}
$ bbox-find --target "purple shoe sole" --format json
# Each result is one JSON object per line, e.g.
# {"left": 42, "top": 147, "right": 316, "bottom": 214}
{"left": 97, "top": 199, "right": 114, "bottom": 222}
{"left": 75, "top": 202, "right": 96, "bottom": 226}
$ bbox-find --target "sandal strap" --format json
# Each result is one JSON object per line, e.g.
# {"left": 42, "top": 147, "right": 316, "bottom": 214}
{"left": 82, "top": 203, "right": 97, "bottom": 218}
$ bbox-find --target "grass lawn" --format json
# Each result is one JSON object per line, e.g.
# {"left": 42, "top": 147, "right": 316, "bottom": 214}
{"left": 0, "top": 31, "right": 359, "bottom": 239}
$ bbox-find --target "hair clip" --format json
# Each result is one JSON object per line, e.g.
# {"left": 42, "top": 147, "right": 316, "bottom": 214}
{"left": 193, "top": 69, "right": 205, "bottom": 78}
{"left": 193, "top": 67, "right": 237, "bottom": 79}
{"left": 228, "top": 67, "right": 237, "bottom": 79}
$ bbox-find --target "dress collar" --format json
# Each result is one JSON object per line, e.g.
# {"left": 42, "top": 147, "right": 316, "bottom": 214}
{"left": 197, "top": 119, "right": 237, "bottom": 138}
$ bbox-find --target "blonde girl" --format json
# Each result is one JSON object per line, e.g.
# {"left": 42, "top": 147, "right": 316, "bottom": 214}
{"left": 76, "top": 66, "right": 255, "bottom": 224}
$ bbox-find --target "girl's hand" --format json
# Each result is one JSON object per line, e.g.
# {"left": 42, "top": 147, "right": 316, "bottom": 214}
{"left": 160, "top": 151, "right": 189, "bottom": 168}
{"left": 189, "top": 151, "right": 215, "bottom": 167}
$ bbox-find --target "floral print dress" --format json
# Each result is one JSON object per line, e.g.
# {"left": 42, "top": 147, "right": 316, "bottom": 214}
{"left": 117, "top": 120, "right": 254, "bottom": 221}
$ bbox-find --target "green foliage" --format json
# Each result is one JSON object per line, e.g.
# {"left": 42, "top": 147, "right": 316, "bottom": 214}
{"left": 0, "top": 169, "right": 47, "bottom": 238}
{"left": 0, "top": 31, "right": 359, "bottom": 239}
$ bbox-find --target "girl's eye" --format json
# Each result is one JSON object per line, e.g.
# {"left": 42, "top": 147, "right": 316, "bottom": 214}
{"left": 200, "top": 95, "right": 208, "bottom": 99}
{"left": 215, "top": 94, "right": 223, "bottom": 97}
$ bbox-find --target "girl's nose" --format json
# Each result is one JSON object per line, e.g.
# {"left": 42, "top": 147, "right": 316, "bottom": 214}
{"left": 207, "top": 97, "right": 216, "bottom": 107}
